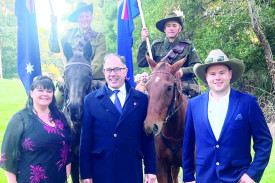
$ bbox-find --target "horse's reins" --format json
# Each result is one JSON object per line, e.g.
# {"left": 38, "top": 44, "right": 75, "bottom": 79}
{"left": 151, "top": 71, "right": 183, "bottom": 124}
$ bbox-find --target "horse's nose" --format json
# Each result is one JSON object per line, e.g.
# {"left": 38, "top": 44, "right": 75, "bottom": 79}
{"left": 153, "top": 124, "right": 159, "bottom": 134}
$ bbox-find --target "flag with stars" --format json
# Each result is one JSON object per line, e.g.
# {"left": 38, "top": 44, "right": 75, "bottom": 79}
{"left": 15, "top": 0, "right": 41, "bottom": 94}
{"left": 117, "top": 0, "right": 139, "bottom": 87}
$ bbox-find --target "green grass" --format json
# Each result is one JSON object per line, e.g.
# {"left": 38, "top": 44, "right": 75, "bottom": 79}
{"left": 0, "top": 79, "right": 274, "bottom": 182}
{"left": 0, "top": 79, "right": 27, "bottom": 183}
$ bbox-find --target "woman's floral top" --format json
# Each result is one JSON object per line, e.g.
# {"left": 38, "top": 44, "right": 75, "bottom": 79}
{"left": 0, "top": 109, "right": 71, "bottom": 183}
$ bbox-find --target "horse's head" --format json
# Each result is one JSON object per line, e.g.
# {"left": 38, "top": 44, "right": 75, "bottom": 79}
{"left": 63, "top": 43, "right": 93, "bottom": 122}
{"left": 144, "top": 55, "right": 187, "bottom": 135}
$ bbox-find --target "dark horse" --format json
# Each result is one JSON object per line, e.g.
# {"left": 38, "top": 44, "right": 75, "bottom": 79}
{"left": 63, "top": 43, "right": 93, "bottom": 183}
{"left": 144, "top": 55, "right": 188, "bottom": 183}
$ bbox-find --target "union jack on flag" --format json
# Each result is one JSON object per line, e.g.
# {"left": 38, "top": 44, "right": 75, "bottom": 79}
{"left": 117, "top": 0, "right": 140, "bottom": 86}
{"left": 26, "top": 0, "right": 35, "bottom": 14}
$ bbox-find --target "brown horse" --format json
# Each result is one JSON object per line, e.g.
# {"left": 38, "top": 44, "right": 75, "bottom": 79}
{"left": 144, "top": 55, "right": 188, "bottom": 183}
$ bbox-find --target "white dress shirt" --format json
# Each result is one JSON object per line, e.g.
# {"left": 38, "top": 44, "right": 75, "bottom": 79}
{"left": 208, "top": 90, "right": 230, "bottom": 141}
{"left": 108, "top": 84, "right": 126, "bottom": 108}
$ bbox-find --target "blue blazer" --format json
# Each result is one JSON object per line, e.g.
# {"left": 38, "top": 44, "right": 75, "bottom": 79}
{"left": 79, "top": 81, "right": 156, "bottom": 183}
{"left": 182, "top": 89, "right": 272, "bottom": 183}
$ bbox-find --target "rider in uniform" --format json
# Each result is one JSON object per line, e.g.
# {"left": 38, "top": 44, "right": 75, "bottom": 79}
{"left": 137, "top": 10, "right": 202, "bottom": 97}
{"left": 49, "top": 2, "right": 106, "bottom": 106}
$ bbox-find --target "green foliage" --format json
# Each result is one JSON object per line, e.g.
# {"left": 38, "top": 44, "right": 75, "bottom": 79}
{"left": 180, "top": 0, "right": 274, "bottom": 93}
{"left": 102, "top": 0, "right": 117, "bottom": 53}
{"left": 41, "top": 63, "right": 61, "bottom": 81}
{"left": 0, "top": 0, "right": 274, "bottom": 93}
{"left": 0, "top": 0, "right": 17, "bottom": 79}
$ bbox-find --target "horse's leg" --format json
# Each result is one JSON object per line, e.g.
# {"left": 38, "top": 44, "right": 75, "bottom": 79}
{"left": 156, "top": 160, "right": 168, "bottom": 183}
{"left": 70, "top": 124, "right": 81, "bottom": 183}
{"left": 171, "top": 165, "right": 180, "bottom": 183}
{"left": 71, "top": 152, "right": 80, "bottom": 183}
{"left": 166, "top": 165, "right": 172, "bottom": 183}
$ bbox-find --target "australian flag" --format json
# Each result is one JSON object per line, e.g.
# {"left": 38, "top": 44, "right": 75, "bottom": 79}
{"left": 117, "top": 0, "right": 139, "bottom": 87}
{"left": 15, "top": 0, "right": 41, "bottom": 94}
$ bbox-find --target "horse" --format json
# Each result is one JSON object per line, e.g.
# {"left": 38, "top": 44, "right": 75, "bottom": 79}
{"left": 144, "top": 55, "right": 188, "bottom": 183}
{"left": 62, "top": 43, "right": 93, "bottom": 183}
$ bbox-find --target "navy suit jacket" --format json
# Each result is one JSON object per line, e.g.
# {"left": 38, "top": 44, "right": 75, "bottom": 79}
{"left": 182, "top": 89, "right": 272, "bottom": 183}
{"left": 79, "top": 81, "right": 156, "bottom": 183}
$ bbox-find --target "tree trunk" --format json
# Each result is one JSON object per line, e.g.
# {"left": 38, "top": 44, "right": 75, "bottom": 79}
{"left": 247, "top": 0, "right": 275, "bottom": 91}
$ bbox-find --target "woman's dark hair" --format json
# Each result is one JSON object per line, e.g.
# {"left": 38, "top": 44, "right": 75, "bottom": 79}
{"left": 26, "top": 75, "right": 63, "bottom": 121}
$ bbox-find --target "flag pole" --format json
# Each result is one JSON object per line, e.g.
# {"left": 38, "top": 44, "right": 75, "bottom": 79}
{"left": 48, "top": 0, "right": 67, "bottom": 67}
{"left": 137, "top": 0, "right": 153, "bottom": 59}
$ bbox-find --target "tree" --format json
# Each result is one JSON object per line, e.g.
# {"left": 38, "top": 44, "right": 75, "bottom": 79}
{"left": 247, "top": 0, "right": 275, "bottom": 90}
{"left": 0, "top": 0, "right": 17, "bottom": 79}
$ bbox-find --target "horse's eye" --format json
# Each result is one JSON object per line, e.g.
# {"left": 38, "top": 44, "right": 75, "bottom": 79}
{"left": 167, "top": 86, "right": 172, "bottom": 92}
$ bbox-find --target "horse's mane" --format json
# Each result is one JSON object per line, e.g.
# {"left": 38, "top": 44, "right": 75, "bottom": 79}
{"left": 155, "top": 62, "right": 167, "bottom": 71}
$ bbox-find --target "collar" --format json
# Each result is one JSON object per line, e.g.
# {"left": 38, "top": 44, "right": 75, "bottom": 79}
{"left": 77, "top": 27, "right": 92, "bottom": 36}
{"left": 108, "top": 84, "right": 126, "bottom": 96}
{"left": 164, "top": 36, "right": 180, "bottom": 49}
{"left": 137, "top": 82, "right": 145, "bottom": 86}
{"left": 96, "top": 80, "right": 140, "bottom": 98}
{"left": 209, "top": 89, "right": 230, "bottom": 103}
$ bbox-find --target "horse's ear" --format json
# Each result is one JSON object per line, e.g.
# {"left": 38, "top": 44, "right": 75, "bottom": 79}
{"left": 171, "top": 56, "right": 187, "bottom": 75}
{"left": 146, "top": 54, "right": 157, "bottom": 71}
{"left": 63, "top": 43, "right": 73, "bottom": 61}
{"left": 83, "top": 43, "right": 92, "bottom": 62}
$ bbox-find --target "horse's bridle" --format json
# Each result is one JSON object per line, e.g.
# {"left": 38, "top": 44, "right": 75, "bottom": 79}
{"left": 150, "top": 71, "right": 183, "bottom": 124}
{"left": 65, "top": 61, "right": 92, "bottom": 70}
{"left": 63, "top": 61, "right": 93, "bottom": 112}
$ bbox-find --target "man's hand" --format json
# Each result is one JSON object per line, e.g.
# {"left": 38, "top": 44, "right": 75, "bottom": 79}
{"left": 141, "top": 27, "right": 149, "bottom": 41}
{"left": 177, "top": 68, "right": 183, "bottom": 78}
{"left": 144, "top": 174, "right": 157, "bottom": 183}
{"left": 81, "top": 179, "right": 93, "bottom": 183}
{"left": 238, "top": 173, "right": 254, "bottom": 183}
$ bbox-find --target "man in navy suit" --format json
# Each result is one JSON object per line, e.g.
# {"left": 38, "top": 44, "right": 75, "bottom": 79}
{"left": 79, "top": 53, "right": 156, "bottom": 183}
{"left": 182, "top": 49, "right": 272, "bottom": 183}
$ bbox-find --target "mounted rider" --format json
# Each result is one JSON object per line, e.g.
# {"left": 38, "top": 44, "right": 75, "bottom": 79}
{"left": 49, "top": 2, "right": 106, "bottom": 106}
{"left": 137, "top": 10, "right": 202, "bottom": 98}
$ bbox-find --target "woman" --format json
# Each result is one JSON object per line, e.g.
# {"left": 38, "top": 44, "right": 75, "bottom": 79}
{"left": 0, "top": 76, "right": 71, "bottom": 183}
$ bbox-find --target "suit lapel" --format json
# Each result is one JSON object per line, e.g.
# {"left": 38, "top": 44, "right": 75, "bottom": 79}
{"left": 96, "top": 84, "right": 121, "bottom": 118}
{"left": 201, "top": 92, "right": 216, "bottom": 140}
{"left": 100, "top": 95, "right": 121, "bottom": 118}
{"left": 116, "top": 88, "right": 139, "bottom": 127}
{"left": 219, "top": 89, "right": 239, "bottom": 140}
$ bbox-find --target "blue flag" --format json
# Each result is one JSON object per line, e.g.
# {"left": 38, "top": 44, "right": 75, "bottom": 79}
{"left": 15, "top": 0, "right": 41, "bottom": 94}
{"left": 117, "top": 0, "right": 139, "bottom": 87}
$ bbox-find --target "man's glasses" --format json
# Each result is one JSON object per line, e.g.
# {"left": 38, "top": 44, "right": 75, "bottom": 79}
{"left": 104, "top": 67, "right": 126, "bottom": 74}
{"left": 205, "top": 56, "right": 225, "bottom": 63}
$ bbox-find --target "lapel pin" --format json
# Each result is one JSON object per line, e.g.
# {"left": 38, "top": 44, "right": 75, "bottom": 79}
{"left": 134, "top": 102, "right": 137, "bottom": 106}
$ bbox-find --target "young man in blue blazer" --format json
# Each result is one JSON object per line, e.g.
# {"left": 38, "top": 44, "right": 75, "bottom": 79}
{"left": 182, "top": 49, "right": 272, "bottom": 183}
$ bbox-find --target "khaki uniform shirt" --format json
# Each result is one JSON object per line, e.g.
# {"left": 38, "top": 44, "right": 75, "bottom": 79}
{"left": 137, "top": 36, "right": 201, "bottom": 84}
{"left": 49, "top": 27, "right": 106, "bottom": 80}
